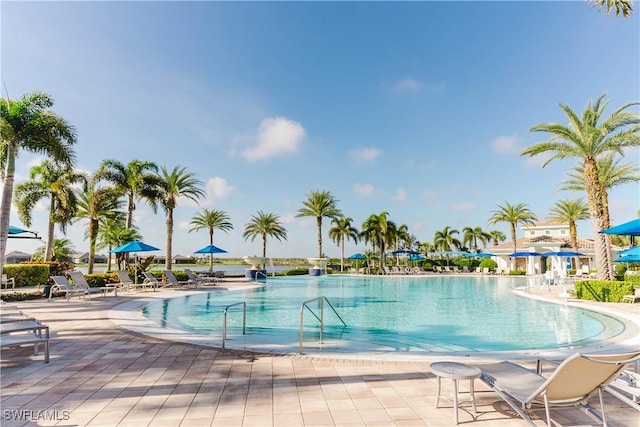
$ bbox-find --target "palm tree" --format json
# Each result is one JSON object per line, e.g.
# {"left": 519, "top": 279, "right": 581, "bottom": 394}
{"left": 155, "top": 166, "right": 205, "bottom": 270}
{"left": 296, "top": 190, "right": 342, "bottom": 258}
{"left": 547, "top": 199, "right": 590, "bottom": 251}
{"left": 433, "top": 226, "right": 462, "bottom": 252}
{"left": 592, "top": 0, "right": 634, "bottom": 17}
{"left": 243, "top": 211, "right": 287, "bottom": 259}
{"left": 189, "top": 209, "right": 233, "bottom": 271}
{"left": 97, "top": 218, "right": 140, "bottom": 271}
{"left": 31, "top": 238, "right": 76, "bottom": 262}
{"left": 14, "top": 160, "right": 86, "bottom": 261}
{"left": 74, "top": 174, "right": 123, "bottom": 273}
{"left": 328, "top": 216, "right": 359, "bottom": 272}
{"left": 98, "top": 159, "right": 163, "bottom": 229}
{"left": 559, "top": 153, "right": 639, "bottom": 227}
{"left": 488, "top": 202, "right": 537, "bottom": 255}
{"left": 360, "top": 212, "right": 394, "bottom": 267}
{"left": 488, "top": 230, "right": 507, "bottom": 247}
{"left": 0, "top": 91, "right": 77, "bottom": 274}
{"left": 462, "top": 226, "right": 491, "bottom": 252}
{"left": 522, "top": 95, "right": 640, "bottom": 280}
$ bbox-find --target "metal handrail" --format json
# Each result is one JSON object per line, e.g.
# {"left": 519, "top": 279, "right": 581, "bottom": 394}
{"left": 222, "top": 302, "right": 246, "bottom": 349}
{"left": 299, "top": 296, "right": 346, "bottom": 354}
{"left": 255, "top": 270, "right": 267, "bottom": 282}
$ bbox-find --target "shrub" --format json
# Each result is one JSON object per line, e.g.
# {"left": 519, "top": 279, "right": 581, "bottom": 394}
{"left": 479, "top": 259, "right": 497, "bottom": 269}
{"left": 283, "top": 267, "right": 310, "bottom": 276}
{"left": 623, "top": 272, "right": 640, "bottom": 285}
{"left": 509, "top": 269, "right": 526, "bottom": 276}
{"left": 574, "top": 280, "right": 633, "bottom": 302}
{"left": 0, "top": 292, "right": 45, "bottom": 302}
{"left": 2, "top": 264, "right": 50, "bottom": 288}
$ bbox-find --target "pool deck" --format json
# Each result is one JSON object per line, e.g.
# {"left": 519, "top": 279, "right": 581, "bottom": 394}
{"left": 1, "top": 278, "right": 639, "bottom": 426}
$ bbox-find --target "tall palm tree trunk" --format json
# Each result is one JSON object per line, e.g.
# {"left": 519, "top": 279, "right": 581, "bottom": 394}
{"left": 165, "top": 209, "right": 174, "bottom": 270}
{"left": 45, "top": 196, "right": 56, "bottom": 261}
{"left": 340, "top": 238, "right": 345, "bottom": 272}
{"left": 510, "top": 223, "right": 517, "bottom": 270}
{"left": 0, "top": 145, "right": 17, "bottom": 276}
{"left": 126, "top": 193, "right": 135, "bottom": 229}
{"left": 317, "top": 217, "right": 323, "bottom": 258}
{"left": 88, "top": 218, "right": 98, "bottom": 274}
{"left": 584, "top": 160, "right": 614, "bottom": 280}
{"left": 208, "top": 230, "right": 214, "bottom": 272}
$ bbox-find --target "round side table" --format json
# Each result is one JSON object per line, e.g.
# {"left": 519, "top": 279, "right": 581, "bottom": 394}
{"left": 429, "top": 361, "right": 482, "bottom": 425}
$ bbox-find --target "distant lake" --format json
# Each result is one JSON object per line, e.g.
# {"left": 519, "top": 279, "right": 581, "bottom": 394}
{"left": 76, "top": 264, "right": 297, "bottom": 275}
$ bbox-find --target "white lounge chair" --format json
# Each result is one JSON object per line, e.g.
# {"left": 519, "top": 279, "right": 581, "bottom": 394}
{"left": 185, "top": 269, "right": 216, "bottom": 286}
{"left": 2, "top": 274, "right": 15, "bottom": 290}
{"left": 117, "top": 270, "right": 154, "bottom": 292}
{"left": 163, "top": 270, "right": 192, "bottom": 288}
{"left": 69, "top": 271, "right": 112, "bottom": 298}
{"left": 49, "top": 276, "right": 89, "bottom": 301}
{"left": 478, "top": 351, "right": 640, "bottom": 426}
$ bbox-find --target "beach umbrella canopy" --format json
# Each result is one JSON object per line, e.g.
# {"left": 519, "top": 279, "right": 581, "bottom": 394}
{"left": 600, "top": 218, "right": 640, "bottom": 236}
{"left": 509, "top": 251, "right": 544, "bottom": 257}
{"left": 409, "top": 254, "right": 426, "bottom": 261}
{"left": 194, "top": 244, "right": 228, "bottom": 254}
{"left": 618, "top": 246, "right": 640, "bottom": 256}
{"left": 347, "top": 253, "right": 366, "bottom": 260}
{"left": 541, "top": 251, "right": 584, "bottom": 257}
{"left": 7, "top": 225, "right": 39, "bottom": 239}
{"left": 434, "top": 250, "right": 469, "bottom": 257}
{"left": 110, "top": 240, "right": 160, "bottom": 253}
{"left": 614, "top": 254, "right": 640, "bottom": 263}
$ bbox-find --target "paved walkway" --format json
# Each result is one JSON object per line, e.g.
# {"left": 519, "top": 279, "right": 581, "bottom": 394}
{"left": 1, "top": 280, "right": 639, "bottom": 426}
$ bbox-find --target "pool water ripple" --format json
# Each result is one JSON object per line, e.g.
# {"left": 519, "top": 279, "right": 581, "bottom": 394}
{"left": 141, "top": 275, "right": 625, "bottom": 353}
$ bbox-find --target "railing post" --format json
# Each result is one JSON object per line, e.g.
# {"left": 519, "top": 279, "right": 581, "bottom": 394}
{"left": 319, "top": 298, "right": 324, "bottom": 344}
{"left": 222, "top": 302, "right": 246, "bottom": 350}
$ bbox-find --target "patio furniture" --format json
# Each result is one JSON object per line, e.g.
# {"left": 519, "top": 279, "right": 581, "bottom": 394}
{"left": 49, "top": 276, "right": 89, "bottom": 301}
{"left": 1, "top": 274, "right": 15, "bottom": 290}
{"left": 69, "top": 271, "right": 113, "bottom": 298}
{"left": 478, "top": 352, "right": 640, "bottom": 426}
{"left": 430, "top": 361, "right": 482, "bottom": 425}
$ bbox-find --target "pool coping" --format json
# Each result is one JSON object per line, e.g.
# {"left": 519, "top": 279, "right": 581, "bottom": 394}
{"left": 109, "top": 277, "right": 640, "bottom": 363}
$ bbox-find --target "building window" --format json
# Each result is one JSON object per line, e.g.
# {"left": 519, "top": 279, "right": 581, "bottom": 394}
{"left": 545, "top": 230, "right": 551, "bottom": 235}
{"left": 560, "top": 230, "right": 567, "bottom": 235}
{"left": 530, "top": 231, "right": 536, "bottom": 236}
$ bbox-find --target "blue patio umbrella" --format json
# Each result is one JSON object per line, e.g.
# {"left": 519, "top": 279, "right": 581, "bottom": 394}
{"left": 509, "top": 251, "right": 544, "bottom": 257}
{"left": 347, "top": 253, "right": 366, "bottom": 260}
{"left": 600, "top": 218, "right": 640, "bottom": 236}
{"left": 409, "top": 254, "right": 426, "bottom": 261}
{"left": 194, "top": 244, "right": 228, "bottom": 254}
{"left": 194, "top": 244, "right": 228, "bottom": 272}
{"left": 540, "top": 251, "right": 584, "bottom": 257}
{"left": 617, "top": 246, "right": 640, "bottom": 256}
{"left": 614, "top": 254, "right": 640, "bottom": 263}
{"left": 110, "top": 240, "right": 160, "bottom": 253}
{"left": 110, "top": 240, "right": 159, "bottom": 283}
{"left": 7, "top": 225, "right": 39, "bottom": 239}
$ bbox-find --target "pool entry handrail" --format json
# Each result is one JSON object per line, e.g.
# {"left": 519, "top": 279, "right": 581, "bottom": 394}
{"left": 299, "top": 296, "right": 346, "bottom": 354}
{"left": 222, "top": 301, "right": 246, "bottom": 349}
{"left": 255, "top": 270, "right": 267, "bottom": 282}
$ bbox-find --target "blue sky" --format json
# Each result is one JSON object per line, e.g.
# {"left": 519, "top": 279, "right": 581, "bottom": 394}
{"left": 2, "top": 1, "right": 639, "bottom": 259}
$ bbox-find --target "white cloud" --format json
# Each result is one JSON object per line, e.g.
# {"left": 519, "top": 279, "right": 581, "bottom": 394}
{"left": 387, "top": 77, "right": 445, "bottom": 95}
{"left": 392, "top": 188, "right": 406, "bottom": 202}
{"left": 349, "top": 147, "right": 381, "bottom": 164}
{"left": 412, "top": 220, "right": 424, "bottom": 232}
{"left": 206, "top": 177, "right": 235, "bottom": 199}
{"left": 451, "top": 202, "right": 476, "bottom": 212}
{"left": 240, "top": 117, "right": 306, "bottom": 162}
{"left": 490, "top": 135, "right": 521, "bottom": 155}
{"left": 280, "top": 213, "right": 299, "bottom": 225}
{"left": 354, "top": 183, "right": 374, "bottom": 197}
{"left": 421, "top": 190, "right": 438, "bottom": 199}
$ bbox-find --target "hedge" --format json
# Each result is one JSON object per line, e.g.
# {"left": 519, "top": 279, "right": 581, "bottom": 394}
{"left": 574, "top": 280, "right": 634, "bottom": 303}
{"left": 2, "top": 264, "right": 50, "bottom": 288}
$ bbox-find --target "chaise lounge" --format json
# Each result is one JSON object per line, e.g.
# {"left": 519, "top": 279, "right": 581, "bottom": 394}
{"left": 478, "top": 351, "right": 640, "bottom": 426}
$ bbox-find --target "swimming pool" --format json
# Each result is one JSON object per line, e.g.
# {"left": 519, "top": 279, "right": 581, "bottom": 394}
{"left": 141, "top": 275, "right": 626, "bottom": 354}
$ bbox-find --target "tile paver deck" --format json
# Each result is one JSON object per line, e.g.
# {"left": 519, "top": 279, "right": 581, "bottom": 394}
{"left": 1, "top": 280, "right": 639, "bottom": 426}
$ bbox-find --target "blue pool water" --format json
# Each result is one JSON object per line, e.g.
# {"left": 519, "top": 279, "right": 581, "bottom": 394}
{"left": 141, "top": 275, "right": 625, "bottom": 353}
